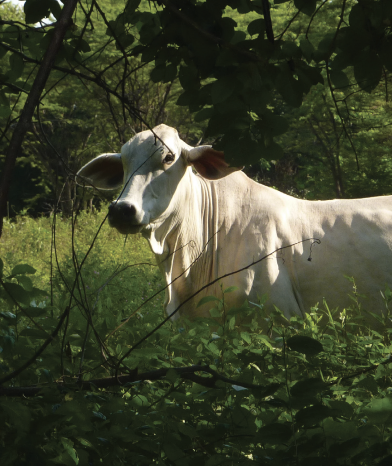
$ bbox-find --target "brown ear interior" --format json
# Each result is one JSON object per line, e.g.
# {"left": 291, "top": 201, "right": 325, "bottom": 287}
{"left": 191, "top": 148, "right": 242, "bottom": 180}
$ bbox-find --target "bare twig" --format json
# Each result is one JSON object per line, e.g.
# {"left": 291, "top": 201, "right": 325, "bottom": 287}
{"left": 0, "top": 364, "right": 279, "bottom": 397}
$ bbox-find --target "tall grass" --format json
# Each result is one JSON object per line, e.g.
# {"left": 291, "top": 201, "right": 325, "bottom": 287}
{"left": 1, "top": 210, "right": 164, "bottom": 319}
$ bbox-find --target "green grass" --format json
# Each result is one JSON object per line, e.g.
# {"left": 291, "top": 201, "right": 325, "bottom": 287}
{"left": 1, "top": 210, "right": 164, "bottom": 316}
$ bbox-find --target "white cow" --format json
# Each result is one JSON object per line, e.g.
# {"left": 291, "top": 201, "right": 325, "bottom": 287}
{"left": 77, "top": 124, "right": 392, "bottom": 325}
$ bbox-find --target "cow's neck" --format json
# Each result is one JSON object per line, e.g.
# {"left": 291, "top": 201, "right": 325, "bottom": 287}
{"left": 142, "top": 168, "right": 219, "bottom": 318}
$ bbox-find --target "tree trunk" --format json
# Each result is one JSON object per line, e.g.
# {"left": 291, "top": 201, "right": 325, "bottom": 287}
{"left": 0, "top": 0, "right": 78, "bottom": 237}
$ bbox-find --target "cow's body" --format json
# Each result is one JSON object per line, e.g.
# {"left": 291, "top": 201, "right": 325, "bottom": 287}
{"left": 77, "top": 125, "right": 392, "bottom": 323}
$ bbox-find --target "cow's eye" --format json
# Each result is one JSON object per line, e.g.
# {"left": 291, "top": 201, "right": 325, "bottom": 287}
{"left": 163, "top": 153, "right": 175, "bottom": 165}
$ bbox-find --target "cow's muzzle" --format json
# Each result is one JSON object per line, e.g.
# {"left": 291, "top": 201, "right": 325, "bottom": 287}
{"left": 108, "top": 201, "right": 144, "bottom": 234}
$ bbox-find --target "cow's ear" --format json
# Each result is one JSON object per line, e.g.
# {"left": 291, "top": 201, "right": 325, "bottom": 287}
{"left": 76, "top": 153, "right": 123, "bottom": 190}
{"left": 184, "top": 146, "right": 243, "bottom": 180}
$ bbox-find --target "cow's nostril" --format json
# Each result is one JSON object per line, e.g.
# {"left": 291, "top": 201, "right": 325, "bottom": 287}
{"left": 119, "top": 203, "right": 136, "bottom": 217}
{"left": 108, "top": 202, "right": 136, "bottom": 220}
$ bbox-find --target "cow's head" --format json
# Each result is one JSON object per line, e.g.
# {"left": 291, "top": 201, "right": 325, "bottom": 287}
{"left": 76, "top": 125, "right": 240, "bottom": 235}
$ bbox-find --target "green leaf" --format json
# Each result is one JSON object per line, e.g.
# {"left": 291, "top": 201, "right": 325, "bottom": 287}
{"left": 0, "top": 400, "right": 31, "bottom": 433}
{"left": 179, "top": 64, "right": 199, "bottom": 90}
{"left": 255, "top": 111, "right": 289, "bottom": 137}
{"left": 314, "top": 32, "right": 335, "bottom": 61}
{"left": 362, "top": 397, "right": 392, "bottom": 424}
{"left": 276, "top": 64, "right": 303, "bottom": 107}
{"left": 263, "top": 139, "right": 284, "bottom": 159}
{"left": 224, "top": 286, "right": 237, "bottom": 294}
{"left": 1, "top": 282, "right": 31, "bottom": 305}
{"left": 11, "top": 264, "right": 36, "bottom": 275}
{"left": 211, "top": 76, "right": 236, "bottom": 104}
{"left": 236, "top": 0, "right": 251, "bottom": 14}
{"left": 248, "top": 18, "right": 265, "bottom": 36}
{"left": 76, "top": 437, "right": 95, "bottom": 450}
{"left": 9, "top": 53, "right": 24, "bottom": 81}
{"left": 287, "top": 335, "right": 323, "bottom": 356}
{"left": 24, "top": 306, "right": 47, "bottom": 317}
{"left": 206, "top": 455, "right": 226, "bottom": 466}
{"left": 178, "top": 422, "right": 198, "bottom": 438}
{"left": 0, "top": 258, "right": 3, "bottom": 278}
{"left": 217, "top": 129, "right": 262, "bottom": 166}
{"left": 230, "top": 30, "right": 246, "bottom": 45}
{"left": 294, "top": 0, "right": 317, "bottom": 16}
{"left": 176, "top": 90, "right": 193, "bottom": 106}
{"left": 323, "top": 418, "right": 357, "bottom": 440}
{"left": 291, "top": 377, "right": 329, "bottom": 397}
{"left": 69, "top": 334, "right": 82, "bottom": 344}
{"left": 257, "top": 423, "right": 292, "bottom": 444}
{"left": 330, "top": 69, "right": 350, "bottom": 88}
{"left": 216, "top": 49, "right": 239, "bottom": 66}
{"left": 150, "top": 64, "right": 177, "bottom": 83}
{"left": 209, "top": 308, "right": 221, "bottom": 318}
{"left": 329, "top": 437, "right": 362, "bottom": 459}
{"left": 125, "top": 0, "right": 141, "bottom": 17}
{"left": 17, "top": 275, "right": 33, "bottom": 291}
{"left": 116, "top": 33, "right": 135, "bottom": 50}
{"left": 327, "top": 400, "right": 354, "bottom": 419}
{"left": 197, "top": 296, "right": 220, "bottom": 308}
{"left": 19, "top": 328, "right": 48, "bottom": 339}
{"left": 241, "top": 332, "right": 251, "bottom": 344}
{"left": 24, "top": 0, "right": 52, "bottom": 24}
{"left": 77, "top": 39, "right": 91, "bottom": 53}
{"left": 300, "top": 38, "right": 315, "bottom": 63}
{"left": 295, "top": 404, "right": 332, "bottom": 428}
{"left": 61, "top": 437, "right": 79, "bottom": 465}
{"left": 164, "top": 443, "right": 185, "bottom": 461}
{"left": 354, "top": 49, "right": 382, "bottom": 92}
{"left": 281, "top": 41, "right": 302, "bottom": 59}
{"left": 194, "top": 107, "right": 213, "bottom": 122}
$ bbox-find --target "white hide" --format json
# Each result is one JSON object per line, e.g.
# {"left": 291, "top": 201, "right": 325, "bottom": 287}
{"left": 77, "top": 124, "right": 392, "bottom": 324}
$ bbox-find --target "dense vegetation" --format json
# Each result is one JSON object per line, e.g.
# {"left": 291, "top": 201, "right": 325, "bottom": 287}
{"left": 2, "top": 0, "right": 392, "bottom": 464}
{"left": 2, "top": 213, "right": 392, "bottom": 465}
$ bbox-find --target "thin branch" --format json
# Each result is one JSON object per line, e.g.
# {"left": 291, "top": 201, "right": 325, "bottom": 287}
{"left": 325, "top": 61, "right": 360, "bottom": 170}
{"left": 0, "top": 364, "right": 279, "bottom": 397}
{"left": 276, "top": 10, "right": 300, "bottom": 42}
{"left": 305, "top": 0, "right": 329, "bottom": 39}
{"left": 0, "top": 42, "right": 142, "bottom": 121}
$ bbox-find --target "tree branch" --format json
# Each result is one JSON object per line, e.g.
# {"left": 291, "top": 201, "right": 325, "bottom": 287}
{"left": 0, "top": 364, "right": 279, "bottom": 397}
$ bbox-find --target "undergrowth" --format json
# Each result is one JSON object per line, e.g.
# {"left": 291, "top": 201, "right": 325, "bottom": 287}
{"left": 0, "top": 213, "right": 392, "bottom": 465}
